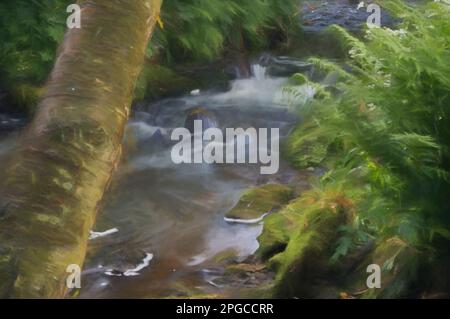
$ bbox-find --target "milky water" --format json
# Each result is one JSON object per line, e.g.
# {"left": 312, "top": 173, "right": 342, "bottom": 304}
{"left": 0, "top": 65, "right": 313, "bottom": 298}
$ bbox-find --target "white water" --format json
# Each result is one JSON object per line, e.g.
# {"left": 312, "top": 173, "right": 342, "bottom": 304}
{"left": 0, "top": 62, "right": 316, "bottom": 298}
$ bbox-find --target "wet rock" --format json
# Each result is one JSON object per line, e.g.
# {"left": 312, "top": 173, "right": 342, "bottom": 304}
{"left": 124, "top": 122, "right": 171, "bottom": 157}
{"left": 225, "top": 263, "right": 266, "bottom": 277}
{"left": 0, "top": 88, "right": 28, "bottom": 134}
{"left": 212, "top": 248, "right": 239, "bottom": 264}
{"left": 148, "top": 128, "right": 169, "bottom": 146}
{"left": 258, "top": 54, "right": 313, "bottom": 78}
{"left": 102, "top": 250, "right": 154, "bottom": 277}
{"left": 225, "top": 184, "right": 294, "bottom": 222}
{"left": 0, "top": 113, "right": 27, "bottom": 134}
{"left": 184, "top": 107, "right": 218, "bottom": 133}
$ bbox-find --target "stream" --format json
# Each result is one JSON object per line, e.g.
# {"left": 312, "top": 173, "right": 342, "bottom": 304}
{"left": 0, "top": 0, "right": 408, "bottom": 299}
{"left": 0, "top": 58, "right": 314, "bottom": 298}
{"left": 0, "top": 2, "right": 333, "bottom": 297}
{"left": 77, "top": 62, "right": 315, "bottom": 298}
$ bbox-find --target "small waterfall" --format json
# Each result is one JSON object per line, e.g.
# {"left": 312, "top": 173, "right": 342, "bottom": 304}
{"left": 251, "top": 64, "right": 267, "bottom": 81}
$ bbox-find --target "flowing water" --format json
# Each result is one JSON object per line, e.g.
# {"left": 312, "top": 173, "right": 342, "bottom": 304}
{"left": 0, "top": 60, "right": 315, "bottom": 298}
{"left": 78, "top": 64, "right": 314, "bottom": 298}
{"left": 0, "top": 0, "right": 430, "bottom": 299}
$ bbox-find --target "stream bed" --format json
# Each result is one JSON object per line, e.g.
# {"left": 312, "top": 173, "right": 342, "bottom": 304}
{"left": 0, "top": 0, "right": 396, "bottom": 299}
{"left": 77, "top": 64, "right": 313, "bottom": 298}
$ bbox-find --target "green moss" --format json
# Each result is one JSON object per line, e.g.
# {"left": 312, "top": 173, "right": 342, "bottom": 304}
{"left": 346, "top": 237, "right": 421, "bottom": 299}
{"left": 134, "top": 63, "right": 195, "bottom": 101}
{"left": 225, "top": 184, "right": 294, "bottom": 221}
{"left": 256, "top": 187, "right": 352, "bottom": 298}
{"left": 271, "top": 206, "right": 346, "bottom": 297}
{"left": 256, "top": 213, "right": 291, "bottom": 260}
{"left": 0, "top": 0, "right": 163, "bottom": 298}
{"left": 290, "top": 73, "right": 308, "bottom": 86}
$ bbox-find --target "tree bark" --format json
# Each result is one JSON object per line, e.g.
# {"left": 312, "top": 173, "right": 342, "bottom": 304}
{"left": 0, "top": 0, "right": 162, "bottom": 298}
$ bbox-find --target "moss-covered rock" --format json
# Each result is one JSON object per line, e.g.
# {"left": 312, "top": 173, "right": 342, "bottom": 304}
{"left": 271, "top": 207, "right": 347, "bottom": 297}
{"left": 184, "top": 107, "right": 218, "bottom": 133}
{"left": 256, "top": 213, "right": 292, "bottom": 261}
{"left": 256, "top": 187, "right": 353, "bottom": 298}
{"left": 134, "top": 63, "right": 195, "bottom": 101}
{"left": 347, "top": 237, "right": 421, "bottom": 299}
{"left": 225, "top": 184, "right": 294, "bottom": 221}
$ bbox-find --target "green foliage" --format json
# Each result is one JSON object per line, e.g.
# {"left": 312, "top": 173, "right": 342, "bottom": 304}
{"left": 152, "top": 0, "right": 299, "bottom": 62}
{"left": 134, "top": 63, "right": 195, "bottom": 101}
{"left": 0, "top": 0, "right": 72, "bottom": 85}
{"left": 257, "top": 184, "right": 351, "bottom": 297}
{"left": 349, "top": 237, "right": 422, "bottom": 299}
{"left": 0, "top": 0, "right": 299, "bottom": 110}
{"left": 286, "top": 0, "right": 450, "bottom": 262}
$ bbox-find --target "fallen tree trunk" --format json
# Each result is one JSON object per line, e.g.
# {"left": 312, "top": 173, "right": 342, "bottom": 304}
{"left": 0, "top": 0, "right": 162, "bottom": 298}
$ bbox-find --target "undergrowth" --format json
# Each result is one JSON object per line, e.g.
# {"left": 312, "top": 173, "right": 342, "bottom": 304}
{"left": 284, "top": 0, "right": 450, "bottom": 283}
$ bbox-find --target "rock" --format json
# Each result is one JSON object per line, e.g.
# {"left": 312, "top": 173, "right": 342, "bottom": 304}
{"left": 184, "top": 107, "right": 218, "bottom": 133}
{"left": 258, "top": 55, "right": 313, "bottom": 78}
{"left": 225, "top": 263, "right": 266, "bottom": 277}
{"left": 347, "top": 237, "right": 421, "bottom": 298}
{"left": 134, "top": 63, "right": 196, "bottom": 102}
{"left": 212, "top": 248, "right": 239, "bottom": 264}
{"left": 0, "top": 113, "right": 27, "bottom": 134}
{"left": 256, "top": 190, "right": 350, "bottom": 298}
{"left": 102, "top": 250, "right": 154, "bottom": 277}
{"left": 256, "top": 213, "right": 291, "bottom": 260}
{"left": 225, "top": 184, "right": 294, "bottom": 221}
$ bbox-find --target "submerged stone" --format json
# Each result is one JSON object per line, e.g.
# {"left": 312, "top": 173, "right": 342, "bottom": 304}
{"left": 225, "top": 184, "right": 294, "bottom": 221}
{"left": 212, "top": 248, "right": 239, "bottom": 264}
{"left": 184, "top": 107, "right": 218, "bottom": 133}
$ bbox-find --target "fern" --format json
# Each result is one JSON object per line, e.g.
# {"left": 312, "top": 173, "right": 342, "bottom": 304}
{"left": 286, "top": 0, "right": 450, "bottom": 258}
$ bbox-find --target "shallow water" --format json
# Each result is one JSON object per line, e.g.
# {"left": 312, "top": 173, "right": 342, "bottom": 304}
{"left": 78, "top": 66, "right": 311, "bottom": 298}
{"left": 0, "top": 61, "right": 312, "bottom": 298}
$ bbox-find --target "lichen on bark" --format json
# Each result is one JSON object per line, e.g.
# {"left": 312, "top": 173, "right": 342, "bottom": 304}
{"left": 0, "top": 0, "right": 162, "bottom": 298}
